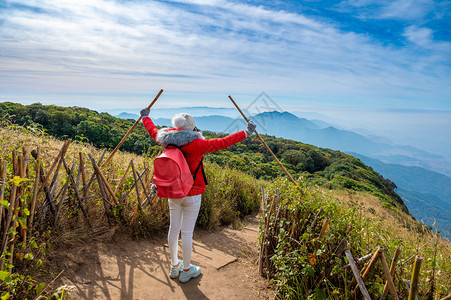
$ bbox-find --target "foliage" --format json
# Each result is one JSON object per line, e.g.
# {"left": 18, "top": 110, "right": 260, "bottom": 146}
{"left": 260, "top": 178, "right": 451, "bottom": 299}
{"left": 0, "top": 102, "right": 158, "bottom": 154}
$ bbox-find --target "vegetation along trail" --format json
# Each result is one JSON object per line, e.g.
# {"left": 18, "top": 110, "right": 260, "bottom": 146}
{"left": 0, "top": 106, "right": 450, "bottom": 299}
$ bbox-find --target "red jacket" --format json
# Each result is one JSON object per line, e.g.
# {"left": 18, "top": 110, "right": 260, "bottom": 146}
{"left": 142, "top": 117, "right": 247, "bottom": 196}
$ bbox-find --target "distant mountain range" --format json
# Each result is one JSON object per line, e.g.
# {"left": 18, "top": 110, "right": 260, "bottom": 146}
{"left": 112, "top": 106, "right": 239, "bottom": 119}
{"left": 142, "top": 111, "right": 445, "bottom": 169}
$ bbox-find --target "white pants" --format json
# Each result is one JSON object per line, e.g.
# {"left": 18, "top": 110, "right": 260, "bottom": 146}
{"left": 168, "top": 194, "right": 202, "bottom": 268}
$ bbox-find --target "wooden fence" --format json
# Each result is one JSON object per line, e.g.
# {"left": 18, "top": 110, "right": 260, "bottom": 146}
{"left": 258, "top": 188, "right": 449, "bottom": 300}
{"left": 0, "top": 140, "right": 160, "bottom": 270}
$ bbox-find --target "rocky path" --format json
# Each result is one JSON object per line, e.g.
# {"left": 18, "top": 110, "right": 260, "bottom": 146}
{"left": 60, "top": 216, "right": 273, "bottom": 299}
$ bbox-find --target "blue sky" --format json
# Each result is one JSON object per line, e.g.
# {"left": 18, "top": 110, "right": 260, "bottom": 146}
{"left": 1, "top": 0, "right": 451, "bottom": 154}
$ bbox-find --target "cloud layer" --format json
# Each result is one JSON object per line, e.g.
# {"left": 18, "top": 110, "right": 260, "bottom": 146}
{"left": 0, "top": 0, "right": 450, "bottom": 110}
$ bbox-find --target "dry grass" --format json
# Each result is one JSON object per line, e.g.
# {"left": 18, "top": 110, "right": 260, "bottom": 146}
{"left": 333, "top": 189, "right": 451, "bottom": 296}
{"left": 0, "top": 125, "right": 153, "bottom": 242}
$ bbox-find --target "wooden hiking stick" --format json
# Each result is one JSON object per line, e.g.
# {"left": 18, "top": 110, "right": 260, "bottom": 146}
{"left": 102, "top": 89, "right": 164, "bottom": 167}
{"left": 228, "top": 95, "right": 297, "bottom": 185}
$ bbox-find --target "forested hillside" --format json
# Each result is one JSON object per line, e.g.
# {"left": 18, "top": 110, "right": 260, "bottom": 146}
{"left": 0, "top": 102, "right": 158, "bottom": 154}
{"left": 0, "top": 102, "right": 407, "bottom": 213}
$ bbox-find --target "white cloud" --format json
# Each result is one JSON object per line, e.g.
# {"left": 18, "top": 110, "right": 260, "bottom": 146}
{"left": 336, "top": 0, "right": 436, "bottom": 20}
{"left": 0, "top": 0, "right": 450, "bottom": 111}
{"left": 403, "top": 25, "right": 451, "bottom": 52}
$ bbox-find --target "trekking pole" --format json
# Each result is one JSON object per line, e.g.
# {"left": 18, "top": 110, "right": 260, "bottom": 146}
{"left": 102, "top": 89, "right": 164, "bottom": 167}
{"left": 228, "top": 95, "right": 298, "bottom": 185}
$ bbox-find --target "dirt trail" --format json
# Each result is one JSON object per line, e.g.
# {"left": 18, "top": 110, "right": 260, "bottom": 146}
{"left": 60, "top": 216, "right": 273, "bottom": 300}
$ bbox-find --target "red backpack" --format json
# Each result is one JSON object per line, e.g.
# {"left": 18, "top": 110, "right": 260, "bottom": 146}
{"left": 153, "top": 144, "right": 205, "bottom": 198}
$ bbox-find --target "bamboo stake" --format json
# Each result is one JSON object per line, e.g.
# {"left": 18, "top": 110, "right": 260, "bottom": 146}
{"left": 49, "top": 140, "right": 71, "bottom": 189}
{"left": 82, "top": 149, "right": 107, "bottom": 197}
{"left": 0, "top": 184, "right": 17, "bottom": 270}
{"left": 89, "top": 154, "right": 119, "bottom": 205}
{"left": 258, "top": 187, "right": 268, "bottom": 276}
{"left": 49, "top": 173, "right": 60, "bottom": 207}
{"left": 17, "top": 155, "right": 28, "bottom": 242}
{"left": 130, "top": 160, "right": 142, "bottom": 212}
{"left": 79, "top": 152, "right": 87, "bottom": 187}
{"left": 318, "top": 217, "right": 330, "bottom": 239}
{"left": 228, "top": 95, "right": 297, "bottom": 185}
{"left": 345, "top": 249, "right": 372, "bottom": 300}
{"left": 381, "top": 247, "right": 401, "bottom": 300}
{"left": 351, "top": 246, "right": 383, "bottom": 295}
{"left": 30, "top": 149, "right": 56, "bottom": 221}
{"left": 38, "top": 141, "right": 71, "bottom": 215}
{"left": 28, "top": 148, "right": 41, "bottom": 239}
{"left": 379, "top": 251, "right": 399, "bottom": 300}
{"left": 119, "top": 168, "right": 148, "bottom": 203}
{"left": 334, "top": 239, "right": 348, "bottom": 257}
{"left": 102, "top": 89, "right": 164, "bottom": 167}
{"left": 0, "top": 161, "right": 7, "bottom": 229}
{"left": 12, "top": 150, "right": 17, "bottom": 176}
{"left": 138, "top": 166, "right": 152, "bottom": 205}
{"left": 408, "top": 256, "right": 423, "bottom": 300}
{"left": 0, "top": 160, "right": 11, "bottom": 251}
{"left": 22, "top": 146, "right": 30, "bottom": 178}
{"left": 8, "top": 155, "right": 23, "bottom": 266}
{"left": 97, "top": 172, "right": 112, "bottom": 216}
{"left": 54, "top": 163, "right": 74, "bottom": 224}
{"left": 440, "top": 294, "right": 451, "bottom": 300}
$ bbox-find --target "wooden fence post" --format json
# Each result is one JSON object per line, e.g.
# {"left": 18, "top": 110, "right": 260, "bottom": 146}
{"left": 381, "top": 247, "right": 401, "bottom": 299}
{"left": 351, "top": 246, "right": 383, "bottom": 297}
{"left": 345, "top": 249, "right": 372, "bottom": 300}
{"left": 408, "top": 256, "right": 423, "bottom": 300}
{"left": 379, "top": 251, "right": 399, "bottom": 300}
{"left": 28, "top": 148, "right": 41, "bottom": 238}
{"left": 130, "top": 160, "right": 142, "bottom": 212}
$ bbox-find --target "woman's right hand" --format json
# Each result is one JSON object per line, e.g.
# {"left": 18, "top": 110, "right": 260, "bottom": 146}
{"left": 140, "top": 108, "right": 150, "bottom": 118}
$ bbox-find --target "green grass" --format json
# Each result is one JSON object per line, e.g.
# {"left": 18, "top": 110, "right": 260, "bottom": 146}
{"left": 260, "top": 178, "right": 451, "bottom": 299}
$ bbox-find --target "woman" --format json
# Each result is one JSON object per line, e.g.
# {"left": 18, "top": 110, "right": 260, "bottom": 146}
{"left": 140, "top": 108, "right": 256, "bottom": 283}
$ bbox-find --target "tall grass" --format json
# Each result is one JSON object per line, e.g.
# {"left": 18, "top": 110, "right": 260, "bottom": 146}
{"left": 262, "top": 178, "right": 451, "bottom": 299}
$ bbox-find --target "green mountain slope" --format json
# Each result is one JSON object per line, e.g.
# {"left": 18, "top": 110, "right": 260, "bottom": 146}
{"left": 351, "top": 153, "right": 451, "bottom": 237}
{"left": 0, "top": 102, "right": 407, "bottom": 213}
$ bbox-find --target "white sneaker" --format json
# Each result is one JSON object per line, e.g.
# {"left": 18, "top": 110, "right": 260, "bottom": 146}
{"left": 169, "top": 260, "right": 183, "bottom": 279}
{"left": 179, "top": 264, "right": 201, "bottom": 283}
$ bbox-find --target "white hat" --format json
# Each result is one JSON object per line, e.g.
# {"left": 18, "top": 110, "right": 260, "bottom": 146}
{"left": 172, "top": 113, "right": 196, "bottom": 131}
